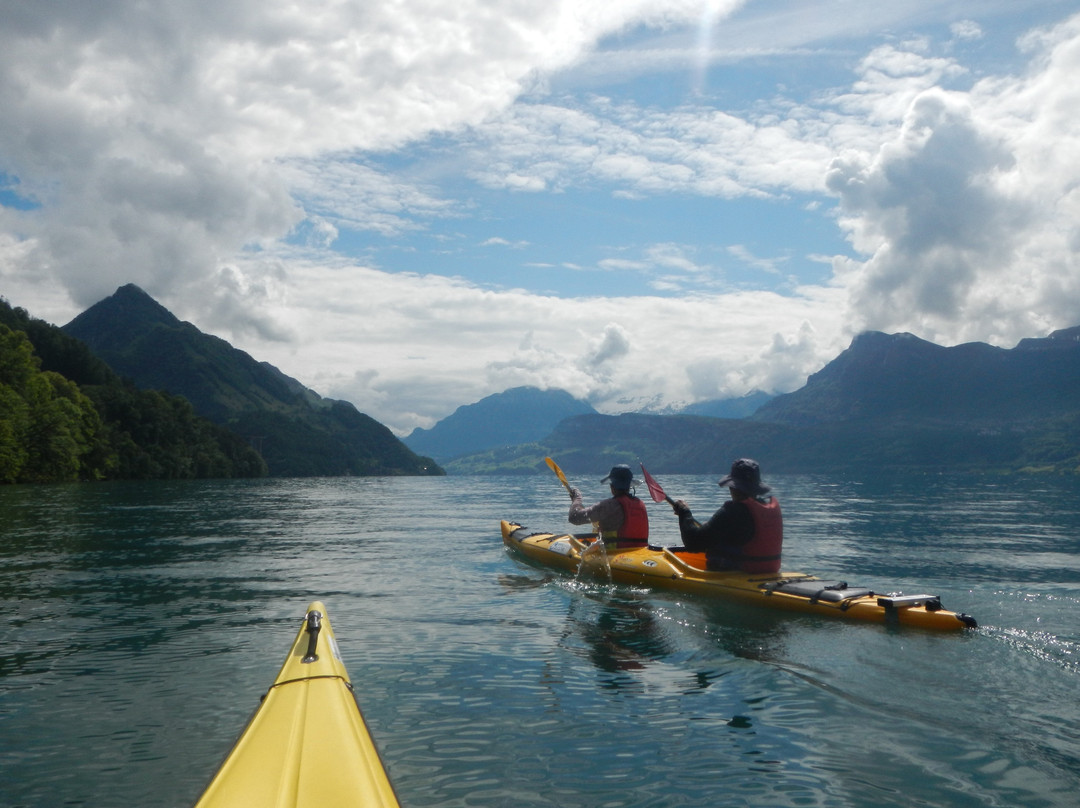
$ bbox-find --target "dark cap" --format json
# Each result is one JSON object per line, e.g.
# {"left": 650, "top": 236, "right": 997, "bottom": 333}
{"left": 718, "top": 458, "right": 770, "bottom": 496}
{"left": 601, "top": 464, "right": 638, "bottom": 491}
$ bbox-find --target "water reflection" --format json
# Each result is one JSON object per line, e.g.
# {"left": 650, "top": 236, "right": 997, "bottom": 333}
{"left": 498, "top": 561, "right": 793, "bottom": 693}
{"left": 560, "top": 590, "right": 670, "bottom": 681}
{"left": 495, "top": 572, "right": 558, "bottom": 592}
{"left": 498, "top": 570, "right": 673, "bottom": 685}
{"left": 686, "top": 599, "right": 793, "bottom": 666}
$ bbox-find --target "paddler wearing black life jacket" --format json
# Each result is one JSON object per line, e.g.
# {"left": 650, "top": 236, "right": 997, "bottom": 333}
{"left": 568, "top": 464, "right": 650, "bottom": 549}
{"left": 671, "top": 458, "right": 783, "bottom": 573}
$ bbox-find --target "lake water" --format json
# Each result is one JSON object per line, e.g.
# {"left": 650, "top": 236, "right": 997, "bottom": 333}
{"left": 1, "top": 472, "right": 1078, "bottom": 807}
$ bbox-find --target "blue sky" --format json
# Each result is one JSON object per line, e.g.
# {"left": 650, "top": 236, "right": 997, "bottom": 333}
{"left": 2, "top": 0, "right": 1079, "bottom": 434}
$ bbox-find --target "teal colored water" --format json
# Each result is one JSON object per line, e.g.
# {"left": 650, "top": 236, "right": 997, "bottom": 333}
{"left": 1, "top": 474, "right": 1078, "bottom": 807}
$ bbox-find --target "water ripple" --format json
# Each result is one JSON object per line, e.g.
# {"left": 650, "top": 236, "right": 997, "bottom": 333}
{"left": 2, "top": 476, "right": 1079, "bottom": 807}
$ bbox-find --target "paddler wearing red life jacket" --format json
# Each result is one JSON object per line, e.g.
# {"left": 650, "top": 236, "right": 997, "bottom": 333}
{"left": 671, "top": 458, "right": 782, "bottom": 573}
{"left": 568, "top": 464, "right": 650, "bottom": 549}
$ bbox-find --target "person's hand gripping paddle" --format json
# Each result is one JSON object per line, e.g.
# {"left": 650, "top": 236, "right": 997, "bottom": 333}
{"left": 546, "top": 456, "right": 606, "bottom": 567}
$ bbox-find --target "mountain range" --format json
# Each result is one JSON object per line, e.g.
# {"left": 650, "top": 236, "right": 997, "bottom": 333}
{"left": 403, "top": 386, "right": 596, "bottom": 462}
{"left": 403, "top": 388, "right": 776, "bottom": 464}
{"left": 441, "top": 327, "right": 1080, "bottom": 476}
{"left": 675, "top": 390, "right": 775, "bottom": 419}
{"left": 753, "top": 327, "right": 1080, "bottom": 427}
{"left": 13, "top": 280, "right": 1078, "bottom": 480}
{"left": 62, "top": 285, "right": 442, "bottom": 478}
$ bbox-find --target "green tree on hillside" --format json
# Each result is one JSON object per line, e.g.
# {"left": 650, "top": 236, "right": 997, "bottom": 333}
{"left": 0, "top": 324, "right": 101, "bottom": 483}
{"left": 0, "top": 299, "right": 268, "bottom": 483}
{"left": 84, "top": 383, "right": 267, "bottom": 479}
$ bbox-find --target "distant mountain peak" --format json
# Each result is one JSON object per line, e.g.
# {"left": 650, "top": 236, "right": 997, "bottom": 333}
{"left": 670, "top": 390, "right": 774, "bottom": 419}
{"left": 102, "top": 283, "right": 178, "bottom": 321}
{"left": 1049, "top": 325, "right": 1080, "bottom": 342}
{"left": 404, "top": 386, "right": 596, "bottom": 462}
{"left": 114, "top": 283, "right": 154, "bottom": 299}
{"left": 848, "top": 330, "right": 938, "bottom": 352}
{"left": 754, "top": 327, "right": 1080, "bottom": 426}
{"left": 1012, "top": 325, "right": 1080, "bottom": 351}
{"left": 64, "top": 284, "right": 181, "bottom": 340}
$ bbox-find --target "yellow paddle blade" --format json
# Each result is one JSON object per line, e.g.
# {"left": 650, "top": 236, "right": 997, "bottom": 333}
{"left": 545, "top": 456, "right": 571, "bottom": 491}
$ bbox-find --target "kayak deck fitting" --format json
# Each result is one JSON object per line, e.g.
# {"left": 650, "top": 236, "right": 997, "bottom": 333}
{"left": 501, "top": 521, "right": 977, "bottom": 631}
{"left": 193, "top": 601, "right": 401, "bottom": 808}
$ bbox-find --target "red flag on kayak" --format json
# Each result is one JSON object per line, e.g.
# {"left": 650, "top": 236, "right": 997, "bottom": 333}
{"left": 640, "top": 464, "right": 667, "bottom": 504}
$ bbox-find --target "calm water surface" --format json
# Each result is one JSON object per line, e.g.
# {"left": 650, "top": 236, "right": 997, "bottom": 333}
{"left": 1, "top": 473, "right": 1078, "bottom": 807}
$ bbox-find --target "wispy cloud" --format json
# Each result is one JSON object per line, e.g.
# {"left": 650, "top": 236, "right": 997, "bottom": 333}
{"left": 480, "top": 237, "right": 530, "bottom": 248}
{"left": 462, "top": 98, "right": 834, "bottom": 198}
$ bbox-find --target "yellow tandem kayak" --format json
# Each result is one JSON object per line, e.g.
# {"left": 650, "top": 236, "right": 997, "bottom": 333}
{"left": 502, "top": 521, "right": 977, "bottom": 631}
{"left": 193, "top": 601, "right": 401, "bottom": 808}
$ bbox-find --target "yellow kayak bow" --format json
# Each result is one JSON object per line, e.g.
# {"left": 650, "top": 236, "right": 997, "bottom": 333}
{"left": 194, "top": 601, "right": 401, "bottom": 808}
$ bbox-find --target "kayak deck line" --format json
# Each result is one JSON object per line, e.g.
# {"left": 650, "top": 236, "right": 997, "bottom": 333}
{"left": 501, "top": 520, "right": 977, "bottom": 631}
{"left": 193, "top": 601, "right": 402, "bottom": 808}
{"left": 264, "top": 674, "right": 354, "bottom": 692}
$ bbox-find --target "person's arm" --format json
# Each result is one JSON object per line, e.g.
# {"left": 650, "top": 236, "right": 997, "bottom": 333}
{"left": 677, "top": 500, "right": 753, "bottom": 550}
{"left": 569, "top": 491, "right": 623, "bottom": 529}
{"left": 674, "top": 502, "right": 710, "bottom": 550}
{"left": 568, "top": 488, "right": 591, "bottom": 525}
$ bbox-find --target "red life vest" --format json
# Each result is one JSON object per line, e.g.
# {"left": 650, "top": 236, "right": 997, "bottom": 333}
{"left": 738, "top": 497, "right": 783, "bottom": 573}
{"left": 602, "top": 494, "right": 649, "bottom": 548}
